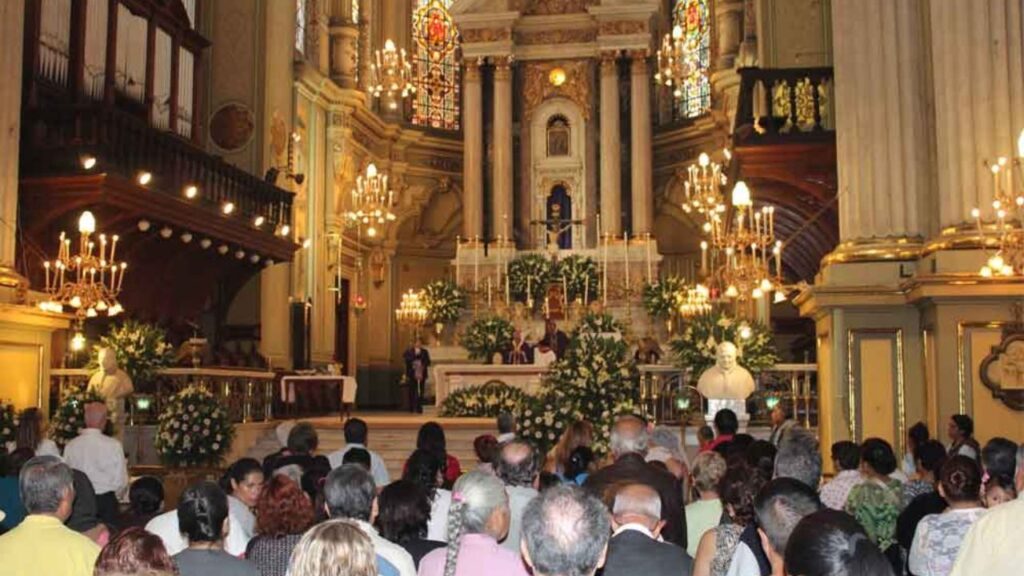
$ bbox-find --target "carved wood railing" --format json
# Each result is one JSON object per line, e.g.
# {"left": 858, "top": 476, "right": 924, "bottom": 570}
{"left": 23, "top": 104, "right": 294, "bottom": 229}
{"left": 734, "top": 67, "right": 835, "bottom": 146}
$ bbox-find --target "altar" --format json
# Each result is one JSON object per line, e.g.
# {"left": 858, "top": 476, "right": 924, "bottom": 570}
{"left": 433, "top": 364, "right": 549, "bottom": 406}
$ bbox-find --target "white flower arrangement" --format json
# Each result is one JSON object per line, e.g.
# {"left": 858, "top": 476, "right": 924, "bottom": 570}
{"left": 89, "top": 320, "right": 174, "bottom": 385}
{"left": 507, "top": 254, "right": 554, "bottom": 305}
{"left": 669, "top": 311, "right": 778, "bottom": 376}
{"left": 461, "top": 316, "right": 515, "bottom": 363}
{"left": 50, "top": 388, "right": 106, "bottom": 448}
{"left": 439, "top": 381, "right": 529, "bottom": 417}
{"left": 423, "top": 279, "right": 466, "bottom": 325}
{"left": 555, "top": 255, "right": 601, "bottom": 303}
{"left": 154, "top": 385, "right": 235, "bottom": 467}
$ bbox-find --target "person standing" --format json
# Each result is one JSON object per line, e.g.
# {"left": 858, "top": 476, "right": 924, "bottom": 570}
{"left": 538, "top": 320, "right": 569, "bottom": 359}
{"left": 767, "top": 402, "right": 797, "bottom": 447}
{"left": 503, "top": 330, "right": 533, "bottom": 365}
{"left": 63, "top": 402, "right": 127, "bottom": 527}
{"left": 603, "top": 484, "right": 692, "bottom": 576}
{"left": 404, "top": 341, "right": 431, "bottom": 414}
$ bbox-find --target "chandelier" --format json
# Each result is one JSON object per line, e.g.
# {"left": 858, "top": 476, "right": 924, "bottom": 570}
{"left": 654, "top": 25, "right": 693, "bottom": 97}
{"left": 345, "top": 163, "right": 396, "bottom": 238}
{"left": 681, "top": 149, "right": 731, "bottom": 221}
{"left": 701, "top": 181, "right": 784, "bottom": 302}
{"left": 39, "top": 212, "right": 126, "bottom": 348}
{"left": 369, "top": 39, "right": 415, "bottom": 110}
{"left": 677, "top": 283, "right": 712, "bottom": 317}
{"left": 395, "top": 289, "right": 428, "bottom": 326}
{"left": 975, "top": 130, "right": 1024, "bottom": 277}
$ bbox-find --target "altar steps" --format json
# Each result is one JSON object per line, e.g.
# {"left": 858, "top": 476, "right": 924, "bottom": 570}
{"left": 244, "top": 414, "right": 497, "bottom": 481}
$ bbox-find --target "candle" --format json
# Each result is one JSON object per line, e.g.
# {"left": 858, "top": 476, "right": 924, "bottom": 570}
{"left": 624, "top": 232, "right": 630, "bottom": 289}
{"left": 775, "top": 242, "right": 782, "bottom": 274}
{"left": 584, "top": 276, "right": 590, "bottom": 305}
{"left": 527, "top": 275, "right": 532, "bottom": 304}
{"left": 505, "top": 274, "right": 510, "bottom": 306}
{"left": 474, "top": 235, "right": 480, "bottom": 290}
{"left": 110, "top": 235, "right": 118, "bottom": 264}
{"left": 700, "top": 241, "right": 708, "bottom": 275}
{"left": 563, "top": 274, "right": 568, "bottom": 303}
{"left": 602, "top": 233, "right": 609, "bottom": 305}
{"left": 455, "top": 235, "right": 461, "bottom": 285}
{"left": 645, "top": 232, "right": 652, "bottom": 283}
{"left": 503, "top": 212, "right": 509, "bottom": 240}
{"left": 597, "top": 213, "right": 602, "bottom": 242}
{"left": 487, "top": 277, "right": 493, "bottom": 307}
{"left": 44, "top": 261, "right": 50, "bottom": 291}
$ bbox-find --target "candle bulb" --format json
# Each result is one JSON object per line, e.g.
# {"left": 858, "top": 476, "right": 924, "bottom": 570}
{"left": 701, "top": 241, "right": 708, "bottom": 274}
{"left": 487, "top": 277, "right": 493, "bottom": 307}
{"left": 645, "top": 233, "right": 653, "bottom": 283}
{"left": 44, "top": 261, "right": 50, "bottom": 292}
{"left": 505, "top": 274, "right": 510, "bottom": 306}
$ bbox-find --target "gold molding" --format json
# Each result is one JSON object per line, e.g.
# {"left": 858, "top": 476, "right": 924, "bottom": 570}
{"left": 845, "top": 329, "right": 906, "bottom": 455}
{"left": 957, "top": 321, "right": 1007, "bottom": 416}
{"left": 0, "top": 341, "right": 46, "bottom": 407}
{"left": 822, "top": 237, "right": 924, "bottom": 266}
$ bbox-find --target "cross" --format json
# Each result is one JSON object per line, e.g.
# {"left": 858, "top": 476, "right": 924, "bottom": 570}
{"left": 530, "top": 215, "right": 584, "bottom": 249}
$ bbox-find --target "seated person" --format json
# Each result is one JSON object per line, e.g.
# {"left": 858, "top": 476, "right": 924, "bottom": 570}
{"left": 504, "top": 330, "right": 533, "bottom": 365}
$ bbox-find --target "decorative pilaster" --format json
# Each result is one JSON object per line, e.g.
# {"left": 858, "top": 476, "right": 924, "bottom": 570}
{"left": 0, "top": 0, "right": 26, "bottom": 292}
{"left": 600, "top": 52, "right": 622, "bottom": 237}
{"left": 929, "top": 0, "right": 1024, "bottom": 228}
{"left": 829, "top": 0, "right": 931, "bottom": 249}
{"left": 630, "top": 51, "right": 653, "bottom": 235}
{"left": 492, "top": 56, "right": 513, "bottom": 242}
{"left": 329, "top": 23, "right": 360, "bottom": 89}
{"left": 463, "top": 58, "right": 484, "bottom": 239}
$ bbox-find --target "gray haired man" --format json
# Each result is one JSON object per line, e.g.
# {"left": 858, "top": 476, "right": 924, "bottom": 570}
{"left": 602, "top": 484, "right": 692, "bottom": 576}
{"left": 521, "top": 485, "right": 611, "bottom": 576}
{"left": 495, "top": 438, "right": 540, "bottom": 552}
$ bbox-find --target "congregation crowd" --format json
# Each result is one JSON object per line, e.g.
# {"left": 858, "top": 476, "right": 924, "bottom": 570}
{"left": 0, "top": 400, "right": 1022, "bottom": 576}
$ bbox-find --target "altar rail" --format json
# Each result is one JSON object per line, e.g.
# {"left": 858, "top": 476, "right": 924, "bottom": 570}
{"left": 50, "top": 368, "right": 276, "bottom": 425}
{"left": 638, "top": 363, "right": 818, "bottom": 426}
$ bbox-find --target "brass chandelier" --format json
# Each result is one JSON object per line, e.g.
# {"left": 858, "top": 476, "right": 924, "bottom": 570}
{"left": 369, "top": 39, "right": 416, "bottom": 110}
{"left": 975, "top": 131, "right": 1024, "bottom": 277}
{"left": 39, "top": 211, "right": 126, "bottom": 319}
{"left": 395, "top": 289, "right": 428, "bottom": 326}
{"left": 345, "top": 163, "right": 397, "bottom": 238}
{"left": 681, "top": 149, "right": 731, "bottom": 222}
{"left": 654, "top": 25, "right": 694, "bottom": 97}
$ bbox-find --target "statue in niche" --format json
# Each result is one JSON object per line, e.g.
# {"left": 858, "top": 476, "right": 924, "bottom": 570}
{"left": 547, "top": 116, "right": 570, "bottom": 157}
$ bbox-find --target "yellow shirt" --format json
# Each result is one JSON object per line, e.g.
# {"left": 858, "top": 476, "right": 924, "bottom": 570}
{"left": 949, "top": 495, "right": 1024, "bottom": 576}
{"left": 0, "top": 514, "right": 100, "bottom": 576}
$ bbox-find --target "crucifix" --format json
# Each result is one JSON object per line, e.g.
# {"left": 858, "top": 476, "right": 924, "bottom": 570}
{"left": 530, "top": 204, "right": 583, "bottom": 258}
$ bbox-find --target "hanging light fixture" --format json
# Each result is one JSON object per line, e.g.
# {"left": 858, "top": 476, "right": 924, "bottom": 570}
{"left": 370, "top": 39, "right": 416, "bottom": 110}
{"left": 681, "top": 149, "right": 731, "bottom": 222}
{"left": 345, "top": 163, "right": 397, "bottom": 238}
{"left": 395, "top": 289, "right": 428, "bottom": 327}
{"left": 654, "top": 25, "right": 694, "bottom": 97}
{"left": 677, "top": 284, "right": 712, "bottom": 317}
{"left": 39, "top": 211, "right": 127, "bottom": 319}
{"left": 975, "top": 129, "right": 1024, "bottom": 277}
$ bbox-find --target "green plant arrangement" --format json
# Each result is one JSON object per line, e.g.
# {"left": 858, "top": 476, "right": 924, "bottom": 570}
{"left": 461, "top": 316, "right": 515, "bottom": 363}
{"left": 90, "top": 320, "right": 175, "bottom": 385}
{"left": 422, "top": 279, "right": 466, "bottom": 325}
{"left": 0, "top": 400, "right": 17, "bottom": 446}
{"left": 518, "top": 313, "right": 640, "bottom": 456}
{"left": 642, "top": 276, "right": 687, "bottom": 320}
{"left": 439, "top": 381, "right": 530, "bottom": 417}
{"left": 555, "top": 255, "right": 601, "bottom": 303}
{"left": 154, "top": 385, "right": 235, "bottom": 467}
{"left": 669, "top": 311, "right": 779, "bottom": 377}
{"left": 50, "top": 388, "right": 107, "bottom": 448}
{"left": 507, "top": 254, "right": 554, "bottom": 305}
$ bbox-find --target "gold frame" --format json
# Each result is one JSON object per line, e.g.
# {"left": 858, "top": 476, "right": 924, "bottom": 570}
{"left": 957, "top": 321, "right": 1008, "bottom": 416}
{"left": 846, "top": 329, "right": 906, "bottom": 456}
{"left": 0, "top": 341, "right": 46, "bottom": 407}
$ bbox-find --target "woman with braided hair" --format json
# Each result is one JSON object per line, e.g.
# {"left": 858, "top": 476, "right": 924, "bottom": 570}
{"left": 416, "top": 471, "right": 529, "bottom": 576}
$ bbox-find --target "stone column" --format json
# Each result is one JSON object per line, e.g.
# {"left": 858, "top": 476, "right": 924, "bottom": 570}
{"left": 630, "top": 51, "right": 653, "bottom": 235}
{"left": 600, "top": 52, "right": 623, "bottom": 237}
{"left": 929, "top": 0, "right": 1024, "bottom": 228}
{"left": 0, "top": 0, "right": 26, "bottom": 291}
{"left": 329, "top": 23, "right": 360, "bottom": 89}
{"left": 830, "top": 0, "right": 931, "bottom": 245}
{"left": 492, "top": 56, "right": 513, "bottom": 241}
{"left": 462, "top": 58, "right": 484, "bottom": 239}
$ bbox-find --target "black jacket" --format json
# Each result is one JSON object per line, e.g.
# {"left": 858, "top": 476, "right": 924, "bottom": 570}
{"left": 584, "top": 453, "right": 687, "bottom": 550}
{"left": 600, "top": 529, "right": 693, "bottom": 576}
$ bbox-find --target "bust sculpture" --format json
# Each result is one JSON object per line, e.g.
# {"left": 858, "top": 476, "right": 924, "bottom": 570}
{"left": 697, "top": 342, "right": 755, "bottom": 400}
{"left": 88, "top": 347, "right": 134, "bottom": 424}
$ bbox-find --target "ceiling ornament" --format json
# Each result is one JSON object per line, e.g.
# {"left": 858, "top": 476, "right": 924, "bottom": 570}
{"left": 522, "top": 0, "right": 596, "bottom": 16}
{"left": 598, "top": 20, "right": 648, "bottom": 36}
{"left": 461, "top": 27, "right": 512, "bottom": 44}
{"left": 522, "top": 60, "right": 592, "bottom": 120}
{"left": 515, "top": 28, "right": 596, "bottom": 45}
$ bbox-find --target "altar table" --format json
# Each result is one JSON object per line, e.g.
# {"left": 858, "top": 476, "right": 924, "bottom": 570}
{"left": 433, "top": 364, "right": 549, "bottom": 406}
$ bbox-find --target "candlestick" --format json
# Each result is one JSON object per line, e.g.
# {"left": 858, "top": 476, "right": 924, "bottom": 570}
{"left": 645, "top": 233, "right": 652, "bottom": 283}
{"left": 474, "top": 235, "right": 480, "bottom": 291}
{"left": 624, "top": 232, "right": 630, "bottom": 289}
{"left": 700, "top": 241, "right": 708, "bottom": 275}
{"left": 584, "top": 276, "right": 590, "bottom": 306}
{"left": 505, "top": 274, "right": 510, "bottom": 306}
{"left": 487, "top": 277, "right": 493, "bottom": 308}
{"left": 455, "top": 235, "right": 461, "bottom": 285}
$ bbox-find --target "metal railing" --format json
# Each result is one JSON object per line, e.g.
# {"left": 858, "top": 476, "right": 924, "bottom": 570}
{"left": 50, "top": 368, "right": 276, "bottom": 425}
{"left": 638, "top": 363, "right": 818, "bottom": 427}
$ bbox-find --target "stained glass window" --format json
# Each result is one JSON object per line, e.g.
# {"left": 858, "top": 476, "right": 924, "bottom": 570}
{"left": 296, "top": 0, "right": 307, "bottom": 53}
{"left": 351, "top": 0, "right": 359, "bottom": 24}
{"left": 411, "top": 0, "right": 460, "bottom": 131}
{"left": 674, "top": 0, "right": 711, "bottom": 119}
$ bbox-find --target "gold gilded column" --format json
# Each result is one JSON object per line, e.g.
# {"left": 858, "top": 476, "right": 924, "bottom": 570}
{"left": 0, "top": 0, "right": 26, "bottom": 290}
{"left": 630, "top": 51, "right": 653, "bottom": 235}
{"left": 600, "top": 52, "right": 622, "bottom": 237}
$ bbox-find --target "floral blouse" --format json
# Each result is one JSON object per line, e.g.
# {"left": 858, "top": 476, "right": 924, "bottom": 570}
{"left": 908, "top": 507, "right": 986, "bottom": 576}
{"left": 845, "top": 477, "right": 903, "bottom": 551}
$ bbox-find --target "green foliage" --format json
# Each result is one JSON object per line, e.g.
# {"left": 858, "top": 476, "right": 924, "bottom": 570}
{"left": 90, "top": 320, "right": 174, "bottom": 385}
{"left": 507, "top": 254, "right": 554, "bottom": 305}
{"left": 642, "top": 276, "right": 687, "bottom": 320}
{"left": 461, "top": 316, "right": 515, "bottom": 363}
{"left": 154, "top": 385, "right": 235, "bottom": 467}
{"left": 555, "top": 255, "right": 601, "bottom": 303}
{"left": 50, "top": 388, "right": 106, "bottom": 448}
{"left": 423, "top": 279, "right": 466, "bottom": 325}
{"left": 669, "top": 311, "right": 779, "bottom": 376}
{"left": 439, "top": 381, "right": 529, "bottom": 417}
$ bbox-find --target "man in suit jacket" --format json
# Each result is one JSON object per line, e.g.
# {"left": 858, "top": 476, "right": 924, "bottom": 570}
{"left": 584, "top": 415, "right": 687, "bottom": 550}
{"left": 601, "top": 484, "right": 692, "bottom": 576}
{"left": 402, "top": 342, "right": 431, "bottom": 414}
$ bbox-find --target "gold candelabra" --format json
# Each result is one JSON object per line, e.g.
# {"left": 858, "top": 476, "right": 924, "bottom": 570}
{"left": 975, "top": 130, "right": 1024, "bottom": 277}
{"left": 39, "top": 211, "right": 126, "bottom": 320}
{"left": 396, "top": 289, "right": 428, "bottom": 325}
{"left": 677, "top": 283, "right": 712, "bottom": 317}
{"left": 654, "top": 25, "right": 694, "bottom": 98}
{"left": 345, "top": 163, "right": 397, "bottom": 239}
{"left": 370, "top": 39, "right": 416, "bottom": 110}
{"left": 681, "top": 150, "right": 731, "bottom": 223}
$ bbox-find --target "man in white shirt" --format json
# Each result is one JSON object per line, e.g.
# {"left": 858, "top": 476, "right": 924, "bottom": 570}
{"left": 496, "top": 412, "right": 516, "bottom": 444}
{"left": 323, "top": 464, "right": 416, "bottom": 576}
{"left": 949, "top": 445, "right": 1024, "bottom": 576}
{"left": 63, "top": 402, "right": 127, "bottom": 526}
{"left": 494, "top": 439, "right": 540, "bottom": 552}
{"left": 327, "top": 418, "right": 390, "bottom": 487}
{"left": 144, "top": 503, "right": 253, "bottom": 556}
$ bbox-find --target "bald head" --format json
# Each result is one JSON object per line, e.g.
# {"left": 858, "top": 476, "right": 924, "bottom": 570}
{"left": 496, "top": 439, "right": 539, "bottom": 488}
{"left": 612, "top": 484, "right": 662, "bottom": 531}
{"left": 84, "top": 402, "right": 108, "bottom": 429}
{"left": 521, "top": 485, "right": 610, "bottom": 576}
{"left": 610, "top": 415, "right": 648, "bottom": 458}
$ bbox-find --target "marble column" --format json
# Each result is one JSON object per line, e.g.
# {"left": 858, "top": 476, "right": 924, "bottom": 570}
{"left": 630, "top": 51, "right": 653, "bottom": 235}
{"left": 929, "top": 0, "right": 1024, "bottom": 228}
{"left": 600, "top": 52, "right": 623, "bottom": 237}
{"left": 830, "top": 0, "right": 931, "bottom": 244}
{"left": 0, "top": 0, "right": 26, "bottom": 290}
{"left": 492, "top": 56, "right": 513, "bottom": 242}
{"left": 462, "top": 58, "right": 484, "bottom": 239}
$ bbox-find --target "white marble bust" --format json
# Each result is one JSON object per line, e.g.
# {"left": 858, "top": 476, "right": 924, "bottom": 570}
{"left": 88, "top": 347, "right": 134, "bottom": 422}
{"left": 697, "top": 342, "right": 756, "bottom": 400}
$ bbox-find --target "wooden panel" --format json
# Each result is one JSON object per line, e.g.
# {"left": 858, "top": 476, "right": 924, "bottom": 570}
{"left": 859, "top": 337, "right": 896, "bottom": 444}
{"left": 966, "top": 328, "right": 1024, "bottom": 442}
{"left": 0, "top": 342, "right": 44, "bottom": 409}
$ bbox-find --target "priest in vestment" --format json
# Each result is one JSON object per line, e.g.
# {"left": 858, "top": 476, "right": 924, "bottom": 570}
{"left": 504, "top": 330, "right": 534, "bottom": 365}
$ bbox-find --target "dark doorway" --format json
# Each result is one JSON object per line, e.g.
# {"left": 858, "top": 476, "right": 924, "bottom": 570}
{"left": 334, "top": 278, "right": 351, "bottom": 374}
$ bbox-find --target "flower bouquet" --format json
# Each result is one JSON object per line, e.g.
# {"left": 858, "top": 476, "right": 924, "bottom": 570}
{"left": 439, "top": 381, "right": 529, "bottom": 417}
{"left": 90, "top": 320, "right": 175, "bottom": 386}
{"left": 669, "top": 311, "right": 778, "bottom": 376}
{"left": 507, "top": 254, "right": 553, "bottom": 306}
{"left": 642, "top": 276, "right": 687, "bottom": 320}
{"left": 461, "top": 316, "right": 515, "bottom": 363}
{"left": 50, "top": 388, "right": 107, "bottom": 448}
{"left": 154, "top": 385, "right": 235, "bottom": 467}
{"left": 555, "top": 255, "right": 600, "bottom": 304}
{"left": 423, "top": 279, "right": 466, "bottom": 326}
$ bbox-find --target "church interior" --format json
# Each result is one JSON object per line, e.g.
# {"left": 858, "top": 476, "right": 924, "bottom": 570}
{"left": 0, "top": 0, "right": 1021, "bottom": 474}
